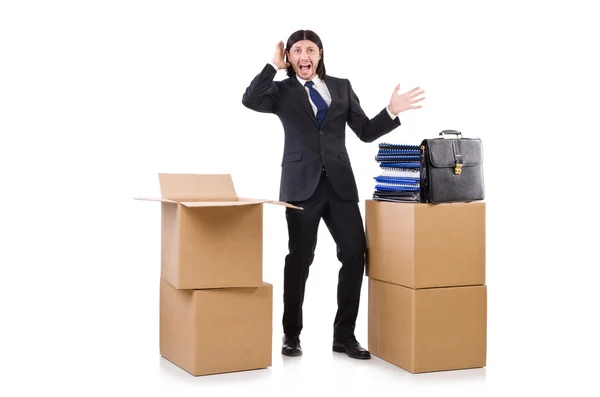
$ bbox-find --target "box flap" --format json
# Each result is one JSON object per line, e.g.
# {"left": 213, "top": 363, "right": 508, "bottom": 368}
{"left": 133, "top": 196, "right": 177, "bottom": 203}
{"left": 158, "top": 173, "right": 237, "bottom": 200}
{"left": 180, "top": 200, "right": 262, "bottom": 208}
{"left": 238, "top": 197, "right": 303, "bottom": 210}
{"left": 181, "top": 198, "right": 303, "bottom": 209}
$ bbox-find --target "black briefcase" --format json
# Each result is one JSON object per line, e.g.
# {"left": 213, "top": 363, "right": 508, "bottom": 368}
{"left": 419, "top": 130, "right": 485, "bottom": 203}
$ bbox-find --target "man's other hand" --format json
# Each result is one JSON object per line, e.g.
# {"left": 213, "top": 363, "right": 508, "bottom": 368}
{"left": 388, "top": 84, "right": 425, "bottom": 115}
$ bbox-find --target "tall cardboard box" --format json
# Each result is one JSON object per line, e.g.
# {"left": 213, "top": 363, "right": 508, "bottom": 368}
{"left": 365, "top": 200, "right": 485, "bottom": 289}
{"left": 365, "top": 199, "right": 487, "bottom": 373}
{"left": 135, "top": 173, "right": 302, "bottom": 289}
{"left": 160, "top": 277, "right": 273, "bottom": 376}
{"left": 368, "top": 278, "right": 486, "bottom": 373}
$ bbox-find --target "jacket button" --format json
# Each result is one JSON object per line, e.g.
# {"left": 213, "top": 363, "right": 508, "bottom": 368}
{"left": 320, "top": 151, "right": 324, "bottom": 155}
{"left": 319, "top": 130, "right": 324, "bottom": 135}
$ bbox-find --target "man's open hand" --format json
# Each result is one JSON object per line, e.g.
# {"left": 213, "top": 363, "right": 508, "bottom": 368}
{"left": 388, "top": 84, "right": 425, "bottom": 115}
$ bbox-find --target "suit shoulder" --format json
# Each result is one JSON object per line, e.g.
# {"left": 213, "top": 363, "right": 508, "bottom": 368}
{"left": 280, "top": 77, "right": 296, "bottom": 86}
{"left": 323, "top": 75, "right": 348, "bottom": 84}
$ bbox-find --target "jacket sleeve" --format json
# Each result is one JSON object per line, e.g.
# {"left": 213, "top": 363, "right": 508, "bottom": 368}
{"left": 241, "top": 63, "right": 280, "bottom": 113}
{"left": 346, "top": 79, "right": 401, "bottom": 143}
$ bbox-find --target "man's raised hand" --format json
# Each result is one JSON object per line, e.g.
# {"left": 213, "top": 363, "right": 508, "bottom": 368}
{"left": 388, "top": 84, "right": 426, "bottom": 115}
{"left": 272, "top": 41, "right": 290, "bottom": 70}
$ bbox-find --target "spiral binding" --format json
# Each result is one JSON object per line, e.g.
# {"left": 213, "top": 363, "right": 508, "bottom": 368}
{"left": 374, "top": 176, "right": 419, "bottom": 182}
{"left": 377, "top": 149, "right": 421, "bottom": 154}
{"left": 375, "top": 185, "right": 420, "bottom": 191}
{"left": 373, "top": 197, "right": 419, "bottom": 203}
{"left": 379, "top": 142, "right": 420, "bottom": 149}
{"left": 373, "top": 190, "right": 416, "bottom": 196}
{"left": 375, "top": 155, "right": 420, "bottom": 160}
{"left": 380, "top": 166, "right": 419, "bottom": 172}
{"left": 376, "top": 182, "right": 420, "bottom": 187}
{"left": 379, "top": 162, "right": 420, "bottom": 168}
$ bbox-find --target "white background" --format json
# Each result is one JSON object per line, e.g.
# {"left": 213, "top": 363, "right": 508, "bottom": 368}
{"left": 1, "top": 0, "right": 599, "bottom": 396}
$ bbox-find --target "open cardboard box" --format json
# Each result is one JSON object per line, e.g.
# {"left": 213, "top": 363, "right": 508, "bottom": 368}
{"left": 134, "top": 173, "right": 302, "bottom": 289}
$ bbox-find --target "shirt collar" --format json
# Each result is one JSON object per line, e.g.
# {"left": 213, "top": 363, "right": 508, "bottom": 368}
{"left": 296, "top": 73, "right": 322, "bottom": 87}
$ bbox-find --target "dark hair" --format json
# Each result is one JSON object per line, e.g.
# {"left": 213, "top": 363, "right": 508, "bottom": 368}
{"left": 285, "top": 30, "right": 326, "bottom": 79}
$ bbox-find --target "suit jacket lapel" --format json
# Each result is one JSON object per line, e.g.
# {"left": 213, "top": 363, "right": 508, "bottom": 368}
{"left": 322, "top": 76, "right": 336, "bottom": 128}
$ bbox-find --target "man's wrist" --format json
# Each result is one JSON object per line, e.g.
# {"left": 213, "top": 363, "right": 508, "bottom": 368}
{"left": 386, "top": 106, "right": 398, "bottom": 119}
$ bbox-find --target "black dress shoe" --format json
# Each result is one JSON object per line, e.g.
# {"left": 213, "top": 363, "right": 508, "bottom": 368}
{"left": 332, "top": 337, "right": 371, "bottom": 359}
{"left": 282, "top": 335, "right": 302, "bottom": 357}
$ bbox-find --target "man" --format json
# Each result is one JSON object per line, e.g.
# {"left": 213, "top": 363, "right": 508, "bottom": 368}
{"left": 241, "top": 30, "right": 425, "bottom": 360}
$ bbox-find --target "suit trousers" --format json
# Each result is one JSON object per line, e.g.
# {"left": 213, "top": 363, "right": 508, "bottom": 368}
{"left": 283, "top": 170, "right": 367, "bottom": 340}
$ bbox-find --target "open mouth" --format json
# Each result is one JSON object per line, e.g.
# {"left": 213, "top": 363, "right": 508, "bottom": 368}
{"left": 299, "top": 63, "right": 312, "bottom": 72}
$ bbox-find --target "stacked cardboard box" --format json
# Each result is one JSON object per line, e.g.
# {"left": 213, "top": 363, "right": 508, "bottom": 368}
{"left": 365, "top": 200, "right": 487, "bottom": 373}
{"left": 135, "top": 173, "right": 301, "bottom": 376}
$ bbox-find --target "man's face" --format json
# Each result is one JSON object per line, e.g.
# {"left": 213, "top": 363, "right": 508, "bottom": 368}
{"left": 287, "top": 40, "right": 321, "bottom": 80}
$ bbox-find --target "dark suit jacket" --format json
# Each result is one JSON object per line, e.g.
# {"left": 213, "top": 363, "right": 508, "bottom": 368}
{"left": 242, "top": 63, "right": 401, "bottom": 203}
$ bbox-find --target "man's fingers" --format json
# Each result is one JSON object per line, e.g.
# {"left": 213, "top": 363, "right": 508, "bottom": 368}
{"left": 393, "top": 84, "right": 400, "bottom": 94}
{"left": 410, "top": 105, "right": 423, "bottom": 109}
{"left": 411, "top": 96, "right": 425, "bottom": 103}
{"left": 405, "top": 86, "right": 421, "bottom": 96}
{"left": 409, "top": 90, "right": 425, "bottom": 99}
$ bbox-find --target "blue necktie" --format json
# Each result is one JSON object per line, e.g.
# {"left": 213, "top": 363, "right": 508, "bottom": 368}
{"left": 305, "top": 81, "right": 328, "bottom": 128}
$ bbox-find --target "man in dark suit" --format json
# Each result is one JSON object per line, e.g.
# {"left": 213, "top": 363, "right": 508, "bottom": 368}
{"left": 242, "top": 30, "right": 425, "bottom": 360}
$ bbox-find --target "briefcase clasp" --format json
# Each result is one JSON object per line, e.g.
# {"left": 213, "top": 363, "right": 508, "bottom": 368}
{"left": 454, "top": 154, "right": 463, "bottom": 175}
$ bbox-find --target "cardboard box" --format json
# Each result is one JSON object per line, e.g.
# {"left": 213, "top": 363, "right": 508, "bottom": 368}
{"left": 135, "top": 173, "right": 302, "bottom": 289}
{"left": 365, "top": 200, "right": 485, "bottom": 289}
{"left": 368, "top": 278, "right": 487, "bottom": 373}
{"left": 159, "top": 277, "right": 273, "bottom": 376}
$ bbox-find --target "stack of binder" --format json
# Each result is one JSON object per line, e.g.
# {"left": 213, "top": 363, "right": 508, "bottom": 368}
{"left": 373, "top": 142, "right": 421, "bottom": 203}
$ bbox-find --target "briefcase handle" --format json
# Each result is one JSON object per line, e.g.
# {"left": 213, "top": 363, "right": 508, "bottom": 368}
{"left": 439, "top": 130, "right": 462, "bottom": 139}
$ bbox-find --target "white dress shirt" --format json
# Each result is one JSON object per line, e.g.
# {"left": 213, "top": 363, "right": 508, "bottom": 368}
{"left": 269, "top": 62, "right": 397, "bottom": 120}
{"left": 294, "top": 73, "right": 332, "bottom": 115}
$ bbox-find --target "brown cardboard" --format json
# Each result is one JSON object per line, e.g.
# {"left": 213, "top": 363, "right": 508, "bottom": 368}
{"left": 135, "top": 173, "right": 302, "bottom": 289}
{"left": 365, "top": 200, "right": 485, "bottom": 289}
{"left": 368, "top": 278, "right": 486, "bottom": 373}
{"left": 159, "top": 277, "right": 273, "bottom": 376}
